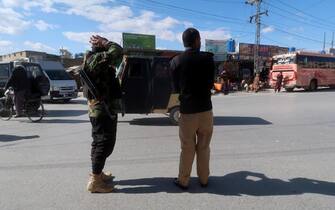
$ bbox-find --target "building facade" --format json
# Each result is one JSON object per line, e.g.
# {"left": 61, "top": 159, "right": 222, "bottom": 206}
{"left": 0, "top": 51, "right": 83, "bottom": 68}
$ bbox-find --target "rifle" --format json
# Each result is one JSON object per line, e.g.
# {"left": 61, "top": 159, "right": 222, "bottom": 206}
{"left": 79, "top": 68, "right": 116, "bottom": 120}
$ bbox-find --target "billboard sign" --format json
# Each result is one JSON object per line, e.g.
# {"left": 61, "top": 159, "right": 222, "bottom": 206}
{"left": 205, "top": 39, "right": 228, "bottom": 54}
{"left": 205, "top": 39, "right": 228, "bottom": 61}
{"left": 239, "top": 43, "right": 289, "bottom": 60}
{"left": 122, "top": 33, "right": 156, "bottom": 50}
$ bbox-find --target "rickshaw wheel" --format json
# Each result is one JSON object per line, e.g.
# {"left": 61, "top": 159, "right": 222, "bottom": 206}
{"left": 169, "top": 106, "right": 180, "bottom": 125}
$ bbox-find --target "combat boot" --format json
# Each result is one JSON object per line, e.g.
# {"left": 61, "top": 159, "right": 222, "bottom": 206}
{"left": 87, "top": 173, "right": 114, "bottom": 193}
{"left": 101, "top": 171, "right": 114, "bottom": 182}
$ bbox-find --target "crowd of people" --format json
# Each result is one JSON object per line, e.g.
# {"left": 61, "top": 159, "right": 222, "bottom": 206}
{"left": 213, "top": 74, "right": 268, "bottom": 94}
{"left": 213, "top": 71, "right": 286, "bottom": 94}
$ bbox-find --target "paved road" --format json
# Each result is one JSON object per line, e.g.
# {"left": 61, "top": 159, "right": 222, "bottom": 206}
{"left": 1, "top": 90, "right": 335, "bottom": 210}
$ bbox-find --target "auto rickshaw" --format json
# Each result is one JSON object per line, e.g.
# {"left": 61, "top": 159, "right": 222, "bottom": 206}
{"left": 117, "top": 49, "right": 181, "bottom": 124}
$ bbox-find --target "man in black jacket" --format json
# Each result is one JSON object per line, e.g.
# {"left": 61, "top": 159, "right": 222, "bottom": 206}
{"left": 170, "top": 28, "right": 215, "bottom": 189}
{"left": 5, "top": 66, "right": 31, "bottom": 117}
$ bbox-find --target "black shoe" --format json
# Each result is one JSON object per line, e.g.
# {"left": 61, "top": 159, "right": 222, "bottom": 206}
{"left": 174, "top": 178, "right": 188, "bottom": 190}
{"left": 14, "top": 114, "right": 24, "bottom": 118}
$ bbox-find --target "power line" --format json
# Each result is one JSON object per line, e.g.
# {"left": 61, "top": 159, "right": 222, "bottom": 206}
{"left": 197, "top": 0, "right": 244, "bottom": 4}
{"left": 114, "top": 0, "right": 175, "bottom": 17}
{"left": 265, "top": 10, "right": 334, "bottom": 38}
{"left": 276, "top": 0, "right": 335, "bottom": 26}
{"left": 115, "top": 0, "right": 253, "bottom": 33}
{"left": 235, "top": 32, "right": 255, "bottom": 39}
{"left": 115, "top": 0, "right": 250, "bottom": 26}
{"left": 115, "top": 0, "right": 244, "bottom": 25}
{"left": 115, "top": 0, "right": 329, "bottom": 48}
{"left": 267, "top": 9, "right": 334, "bottom": 32}
{"left": 263, "top": 1, "right": 335, "bottom": 30}
{"left": 141, "top": 0, "right": 247, "bottom": 24}
{"left": 304, "top": 0, "right": 327, "bottom": 9}
{"left": 262, "top": 23, "right": 332, "bottom": 45}
{"left": 262, "top": 35, "right": 289, "bottom": 47}
{"left": 113, "top": 0, "right": 255, "bottom": 42}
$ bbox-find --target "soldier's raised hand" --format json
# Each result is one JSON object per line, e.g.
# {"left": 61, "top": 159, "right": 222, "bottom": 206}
{"left": 89, "top": 35, "right": 109, "bottom": 48}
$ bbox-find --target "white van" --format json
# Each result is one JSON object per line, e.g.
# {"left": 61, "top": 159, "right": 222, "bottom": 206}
{"left": 39, "top": 61, "right": 78, "bottom": 102}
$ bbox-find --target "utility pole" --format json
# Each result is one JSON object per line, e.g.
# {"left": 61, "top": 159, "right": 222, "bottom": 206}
{"left": 331, "top": 32, "right": 335, "bottom": 55}
{"left": 323, "top": 32, "right": 326, "bottom": 53}
{"left": 246, "top": 0, "right": 268, "bottom": 74}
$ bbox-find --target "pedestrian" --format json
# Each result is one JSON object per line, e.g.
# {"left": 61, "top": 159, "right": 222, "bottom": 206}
{"left": 240, "top": 80, "right": 247, "bottom": 91}
{"left": 83, "top": 35, "right": 123, "bottom": 193}
{"left": 253, "top": 73, "right": 261, "bottom": 92}
{"left": 223, "top": 78, "right": 230, "bottom": 95}
{"left": 275, "top": 72, "right": 283, "bottom": 93}
{"left": 5, "top": 66, "right": 31, "bottom": 117}
{"left": 220, "top": 70, "right": 229, "bottom": 95}
{"left": 170, "top": 28, "right": 215, "bottom": 189}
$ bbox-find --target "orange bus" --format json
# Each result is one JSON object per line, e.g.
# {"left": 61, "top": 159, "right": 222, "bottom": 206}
{"left": 270, "top": 51, "right": 335, "bottom": 92}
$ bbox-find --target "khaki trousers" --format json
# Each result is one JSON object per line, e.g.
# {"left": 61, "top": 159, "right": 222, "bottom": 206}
{"left": 178, "top": 110, "right": 213, "bottom": 186}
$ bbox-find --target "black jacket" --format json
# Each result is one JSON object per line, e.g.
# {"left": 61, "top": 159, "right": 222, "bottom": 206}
{"left": 170, "top": 49, "right": 215, "bottom": 114}
{"left": 5, "top": 67, "right": 31, "bottom": 92}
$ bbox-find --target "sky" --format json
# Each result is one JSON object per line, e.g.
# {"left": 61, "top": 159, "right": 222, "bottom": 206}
{"left": 0, "top": 0, "right": 335, "bottom": 56}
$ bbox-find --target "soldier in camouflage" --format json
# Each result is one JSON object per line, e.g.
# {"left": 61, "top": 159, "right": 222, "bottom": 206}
{"left": 83, "top": 35, "right": 123, "bottom": 193}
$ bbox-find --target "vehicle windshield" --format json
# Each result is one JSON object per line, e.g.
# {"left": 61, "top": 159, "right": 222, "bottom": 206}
{"left": 0, "top": 64, "right": 9, "bottom": 78}
{"left": 273, "top": 55, "right": 296, "bottom": 65}
{"left": 45, "top": 70, "right": 72, "bottom": 80}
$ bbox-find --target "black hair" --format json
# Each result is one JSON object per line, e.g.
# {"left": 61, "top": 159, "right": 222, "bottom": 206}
{"left": 182, "top": 28, "right": 200, "bottom": 48}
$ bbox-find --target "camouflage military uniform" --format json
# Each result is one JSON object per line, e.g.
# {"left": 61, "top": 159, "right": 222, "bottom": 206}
{"left": 83, "top": 41, "right": 123, "bottom": 175}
